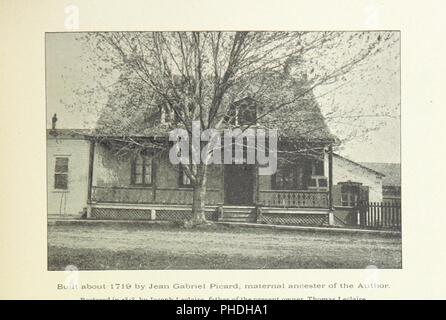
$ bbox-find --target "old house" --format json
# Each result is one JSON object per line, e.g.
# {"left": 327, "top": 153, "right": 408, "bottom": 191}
{"left": 47, "top": 90, "right": 343, "bottom": 226}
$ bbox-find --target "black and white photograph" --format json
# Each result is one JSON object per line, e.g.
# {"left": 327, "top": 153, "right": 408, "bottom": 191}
{"left": 46, "top": 31, "right": 401, "bottom": 270}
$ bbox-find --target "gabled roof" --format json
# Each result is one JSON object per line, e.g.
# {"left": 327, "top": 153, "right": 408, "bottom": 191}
{"left": 359, "top": 162, "right": 401, "bottom": 187}
{"left": 333, "top": 153, "right": 386, "bottom": 177}
{"left": 91, "top": 74, "right": 338, "bottom": 144}
{"left": 262, "top": 93, "right": 337, "bottom": 143}
{"left": 245, "top": 77, "right": 337, "bottom": 143}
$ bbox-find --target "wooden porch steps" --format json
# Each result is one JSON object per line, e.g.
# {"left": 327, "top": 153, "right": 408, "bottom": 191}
{"left": 220, "top": 206, "right": 256, "bottom": 223}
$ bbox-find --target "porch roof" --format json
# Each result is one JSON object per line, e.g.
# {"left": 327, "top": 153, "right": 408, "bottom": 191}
{"left": 47, "top": 128, "right": 95, "bottom": 140}
{"left": 47, "top": 127, "right": 336, "bottom": 145}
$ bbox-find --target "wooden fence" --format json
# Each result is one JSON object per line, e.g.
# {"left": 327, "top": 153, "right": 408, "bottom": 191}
{"left": 358, "top": 201, "right": 401, "bottom": 230}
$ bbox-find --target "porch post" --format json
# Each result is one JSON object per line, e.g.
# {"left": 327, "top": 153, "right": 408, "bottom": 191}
{"left": 86, "top": 139, "right": 96, "bottom": 218}
{"left": 328, "top": 144, "right": 334, "bottom": 225}
{"left": 221, "top": 164, "right": 225, "bottom": 205}
{"left": 253, "top": 126, "right": 260, "bottom": 208}
{"left": 328, "top": 145, "right": 334, "bottom": 209}
{"left": 253, "top": 163, "right": 259, "bottom": 205}
{"left": 152, "top": 157, "right": 157, "bottom": 203}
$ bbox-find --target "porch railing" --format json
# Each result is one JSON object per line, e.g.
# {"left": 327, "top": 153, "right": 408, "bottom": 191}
{"left": 155, "top": 188, "right": 221, "bottom": 205}
{"left": 92, "top": 186, "right": 329, "bottom": 208}
{"left": 92, "top": 186, "right": 154, "bottom": 204}
{"left": 258, "top": 190, "right": 329, "bottom": 208}
{"left": 91, "top": 186, "right": 222, "bottom": 205}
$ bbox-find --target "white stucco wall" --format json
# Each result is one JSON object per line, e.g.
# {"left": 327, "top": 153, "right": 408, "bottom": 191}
{"left": 332, "top": 155, "right": 383, "bottom": 202}
{"left": 92, "top": 144, "right": 224, "bottom": 189}
{"left": 92, "top": 144, "right": 131, "bottom": 187}
{"left": 47, "top": 138, "right": 90, "bottom": 215}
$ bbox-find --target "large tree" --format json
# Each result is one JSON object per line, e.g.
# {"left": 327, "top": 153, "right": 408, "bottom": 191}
{"left": 73, "top": 31, "right": 398, "bottom": 225}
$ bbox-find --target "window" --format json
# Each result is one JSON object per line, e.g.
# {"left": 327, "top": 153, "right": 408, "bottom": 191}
{"left": 272, "top": 163, "right": 306, "bottom": 190}
{"left": 224, "top": 98, "right": 257, "bottom": 126}
{"left": 312, "top": 161, "right": 324, "bottom": 176}
{"left": 158, "top": 103, "right": 177, "bottom": 125}
{"left": 308, "top": 160, "right": 328, "bottom": 191}
{"left": 224, "top": 103, "right": 237, "bottom": 125}
{"left": 159, "top": 105, "right": 166, "bottom": 124}
{"left": 237, "top": 101, "right": 257, "bottom": 125}
{"left": 274, "top": 166, "right": 297, "bottom": 190}
{"left": 131, "top": 155, "right": 153, "bottom": 186}
{"left": 179, "top": 166, "right": 192, "bottom": 187}
{"left": 341, "top": 184, "right": 360, "bottom": 207}
{"left": 54, "top": 157, "right": 69, "bottom": 190}
{"left": 308, "top": 176, "right": 328, "bottom": 191}
{"left": 318, "top": 178, "right": 328, "bottom": 188}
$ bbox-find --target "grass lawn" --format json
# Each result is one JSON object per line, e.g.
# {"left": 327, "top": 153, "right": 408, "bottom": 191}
{"left": 48, "top": 222, "right": 402, "bottom": 270}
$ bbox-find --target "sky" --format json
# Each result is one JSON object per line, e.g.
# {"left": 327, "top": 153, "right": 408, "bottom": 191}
{"left": 46, "top": 32, "right": 400, "bottom": 164}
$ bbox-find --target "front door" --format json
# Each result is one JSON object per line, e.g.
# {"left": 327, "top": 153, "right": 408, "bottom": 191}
{"left": 224, "top": 164, "right": 254, "bottom": 205}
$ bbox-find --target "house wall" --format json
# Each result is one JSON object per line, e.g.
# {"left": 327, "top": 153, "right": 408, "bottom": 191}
{"left": 258, "top": 174, "right": 272, "bottom": 190}
{"left": 93, "top": 144, "right": 224, "bottom": 196}
{"left": 47, "top": 138, "right": 90, "bottom": 216}
{"left": 93, "top": 144, "right": 132, "bottom": 187}
{"left": 156, "top": 156, "right": 180, "bottom": 188}
{"left": 332, "top": 156, "right": 383, "bottom": 203}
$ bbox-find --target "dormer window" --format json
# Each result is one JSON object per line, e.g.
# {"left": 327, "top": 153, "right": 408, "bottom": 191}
{"left": 159, "top": 104, "right": 176, "bottom": 125}
{"left": 225, "top": 98, "right": 257, "bottom": 126}
{"left": 237, "top": 100, "right": 257, "bottom": 125}
{"left": 159, "top": 105, "right": 166, "bottom": 124}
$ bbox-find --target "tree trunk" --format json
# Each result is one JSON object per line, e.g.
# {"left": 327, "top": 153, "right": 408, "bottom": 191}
{"left": 188, "top": 164, "right": 209, "bottom": 226}
{"left": 191, "top": 182, "right": 207, "bottom": 224}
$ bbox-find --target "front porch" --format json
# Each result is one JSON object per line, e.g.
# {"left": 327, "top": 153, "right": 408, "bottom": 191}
{"left": 89, "top": 184, "right": 331, "bottom": 226}
{"left": 86, "top": 140, "right": 335, "bottom": 226}
{"left": 87, "top": 201, "right": 331, "bottom": 226}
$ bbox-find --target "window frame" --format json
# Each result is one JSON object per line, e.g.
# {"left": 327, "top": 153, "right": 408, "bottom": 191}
{"left": 224, "top": 98, "right": 257, "bottom": 126}
{"left": 311, "top": 160, "right": 324, "bottom": 176}
{"left": 54, "top": 156, "right": 69, "bottom": 190}
{"left": 308, "top": 175, "right": 328, "bottom": 191}
{"left": 272, "top": 163, "right": 303, "bottom": 190}
{"left": 178, "top": 166, "right": 192, "bottom": 187}
{"left": 237, "top": 101, "right": 257, "bottom": 125}
{"left": 131, "top": 155, "right": 154, "bottom": 187}
{"left": 340, "top": 184, "right": 360, "bottom": 207}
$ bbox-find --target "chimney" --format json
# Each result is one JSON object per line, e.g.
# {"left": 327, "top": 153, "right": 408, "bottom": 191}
{"left": 52, "top": 113, "right": 58, "bottom": 130}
